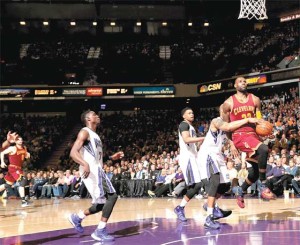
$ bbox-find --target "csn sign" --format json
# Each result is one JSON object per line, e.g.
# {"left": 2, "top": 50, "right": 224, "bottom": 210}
{"left": 198, "top": 83, "right": 222, "bottom": 94}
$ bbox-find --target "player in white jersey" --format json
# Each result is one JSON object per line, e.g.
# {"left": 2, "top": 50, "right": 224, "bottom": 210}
{"left": 198, "top": 104, "right": 258, "bottom": 229}
{"left": 174, "top": 107, "right": 205, "bottom": 222}
{"left": 68, "top": 110, "right": 124, "bottom": 242}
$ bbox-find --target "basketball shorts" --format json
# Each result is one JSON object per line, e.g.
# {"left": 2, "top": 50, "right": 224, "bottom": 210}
{"left": 4, "top": 165, "right": 23, "bottom": 184}
{"left": 232, "top": 132, "right": 262, "bottom": 158}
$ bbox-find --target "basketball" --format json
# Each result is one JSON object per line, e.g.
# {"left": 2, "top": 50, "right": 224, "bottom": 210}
{"left": 256, "top": 121, "right": 273, "bottom": 136}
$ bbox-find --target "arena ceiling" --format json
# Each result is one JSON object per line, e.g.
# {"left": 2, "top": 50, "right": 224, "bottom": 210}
{"left": 1, "top": 0, "right": 299, "bottom": 20}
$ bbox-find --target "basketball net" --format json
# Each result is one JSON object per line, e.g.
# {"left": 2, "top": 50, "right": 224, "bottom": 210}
{"left": 239, "top": 0, "right": 268, "bottom": 20}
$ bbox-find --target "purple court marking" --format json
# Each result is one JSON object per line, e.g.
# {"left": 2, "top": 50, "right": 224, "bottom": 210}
{"left": 1, "top": 218, "right": 300, "bottom": 245}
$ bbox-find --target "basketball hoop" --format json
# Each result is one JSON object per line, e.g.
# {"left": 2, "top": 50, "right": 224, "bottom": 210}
{"left": 239, "top": 0, "right": 268, "bottom": 20}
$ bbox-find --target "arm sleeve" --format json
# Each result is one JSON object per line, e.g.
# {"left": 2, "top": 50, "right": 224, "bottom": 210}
{"left": 179, "top": 121, "right": 190, "bottom": 134}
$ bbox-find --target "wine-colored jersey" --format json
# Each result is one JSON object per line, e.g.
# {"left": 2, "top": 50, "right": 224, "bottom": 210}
{"left": 8, "top": 146, "right": 27, "bottom": 168}
{"left": 230, "top": 93, "right": 256, "bottom": 133}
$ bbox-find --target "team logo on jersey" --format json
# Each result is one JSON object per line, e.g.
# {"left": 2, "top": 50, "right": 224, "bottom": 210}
{"left": 243, "top": 142, "right": 250, "bottom": 149}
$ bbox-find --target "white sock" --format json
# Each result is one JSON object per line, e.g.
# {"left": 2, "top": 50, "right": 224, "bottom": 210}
{"left": 78, "top": 211, "right": 86, "bottom": 219}
{"left": 180, "top": 199, "right": 188, "bottom": 207}
{"left": 97, "top": 221, "right": 106, "bottom": 229}
{"left": 207, "top": 207, "right": 213, "bottom": 215}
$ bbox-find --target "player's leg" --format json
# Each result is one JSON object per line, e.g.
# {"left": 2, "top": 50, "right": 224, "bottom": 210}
{"left": 233, "top": 161, "right": 259, "bottom": 208}
{"left": 174, "top": 182, "right": 203, "bottom": 222}
{"left": 203, "top": 170, "right": 221, "bottom": 229}
{"left": 254, "top": 144, "right": 275, "bottom": 199}
{"left": 91, "top": 175, "right": 117, "bottom": 242}
{"left": 18, "top": 175, "right": 30, "bottom": 207}
{"left": 69, "top": 203, "right": 104, "bottom": 233}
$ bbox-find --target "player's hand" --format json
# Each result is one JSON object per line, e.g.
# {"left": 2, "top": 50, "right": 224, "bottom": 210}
{"left": 111, "top": 151, "right": 124, "bottom": 160}
{"left": 256, "top": 119, "right": 265, "bottom": 125}
{"left": 248, "top": 118, "right": 259, "bottom": 124}
{"left": 7, "top": 131, "right": 19, "bottom": 144}
{"left": 82, "top": 163, "right": 90, "bottom": 179}
{"left": 1, "top": 162, "right": 7, "bottom": 168}
{"left": 230, "top": 144, "right": 239, "bottom": 159}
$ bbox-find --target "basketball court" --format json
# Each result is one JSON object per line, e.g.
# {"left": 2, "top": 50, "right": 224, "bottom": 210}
{"left": 1, "top": 0, "right": 299, "bottom": 244}
{"left": 1, "top": 197, "right": 299, "bottom": 244}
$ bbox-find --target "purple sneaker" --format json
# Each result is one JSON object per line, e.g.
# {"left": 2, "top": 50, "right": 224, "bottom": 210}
{"left": 204, "top": 215, "right": 221, "bottom": 229}
{"left": 202, "top": 203, "right": 232, "bottom": 220}
{"left": 174, "top": 205, "right": 187, "bottom": 222}
{"left": 91, "top": 227, "right": 115, "bottom": 242}
{"left": 68, "top": 213, "right": 84, "bottom": 233}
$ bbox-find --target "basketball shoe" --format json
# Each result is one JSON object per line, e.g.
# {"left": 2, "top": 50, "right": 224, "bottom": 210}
{"left": 202, "top": 203, "right": 232, "bottom": 220}
{"left": 91, "top": 227, "right": 115, "bottom": 242}
{"left": 68, "top": 213, "right": 84, "bottom": 233}
{"left": 259, "top": 184, "right": 275, "bottom": 200}
{"left": 232, "top": 186, "right": 245, "bottom": 208}
{"left": 204, "top": 215, "right": 221, "bottom": 229}
{"left": 21, "top": 200, "right": 30, "bottom": 207}
{"left": 174, "top": 205, "right": 187, "bottom": 222}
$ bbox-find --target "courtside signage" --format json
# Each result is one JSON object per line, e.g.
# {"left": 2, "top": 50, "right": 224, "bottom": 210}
{"left": 0, "top": 88, "right": 31, "bottom": 97}
{"left": 198, "top": 83, "right": 222, "bottom": 94}
{"left": 246, "top": 75, "right": 267, "bottom": 86}
{"left": 105, "top": 87, "right": 132, "bottom": 96}
{"left": 86, "top": 87, "right": 103, "bottom": 96}
{"left": 133, "top": 86, "right": 175, "bottom": 95}
{"left": 62, "top": 88, "right": 86, "bottom": 96}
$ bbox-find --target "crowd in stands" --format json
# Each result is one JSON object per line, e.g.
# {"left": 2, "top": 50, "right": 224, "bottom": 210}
{"left": 2, "top": 85, "right": 299, "bottom": 201}
{"left": 1, "top": 20, "right": 299, "bottom": 85}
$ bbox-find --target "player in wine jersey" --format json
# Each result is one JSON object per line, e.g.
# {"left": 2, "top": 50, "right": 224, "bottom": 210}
{"left": 68, "top": 110, "right": 124, "bottom": 242}
{"left": 174, "top": 107, "right": 205, "bottom": 222}
{"left": 198, "top": 104, "right": 258, "bottom": 229}
{"left": 0, "top": 136, "right": 30, "bottom": 207}
{"left": 222, "top": 77, "right": 274, "bottom": 207}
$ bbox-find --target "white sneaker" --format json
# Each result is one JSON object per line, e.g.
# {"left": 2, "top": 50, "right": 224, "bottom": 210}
{"left": 195, "top": 194, "right": 203, "bottom": 200}
{"left": 21, "top": 201, "right": 30, "bottom": 207}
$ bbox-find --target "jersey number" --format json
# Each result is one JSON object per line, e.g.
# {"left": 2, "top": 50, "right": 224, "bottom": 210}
{"left": 241, "top": 113, "right": 252, "bottom": 119}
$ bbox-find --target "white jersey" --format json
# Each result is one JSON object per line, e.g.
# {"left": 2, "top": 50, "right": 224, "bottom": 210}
{"left": 79, "top": 127, "right": 115, "bottom": 204}
{"left": 198, "top": 120, "right": 230, "bottom": 183}
{"left": 178, "top": 121, "right": 201, "bottom": 186}
{"left": 80, "top": 127, "right": 103, "bottom": 167}
{"left": 178, "top": 122, "right": 198, "bottom": 158}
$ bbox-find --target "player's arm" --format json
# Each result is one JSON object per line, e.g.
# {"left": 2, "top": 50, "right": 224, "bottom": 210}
{"left": 181, "top": 131, "right": 205, "bottom": 144}
{"left": 221, "top": 99, "right": 240, "bottom": 158}
{"left": 0, "top": 146, "right": 15, "bottom": 168}
{"left": 180, "top": 122, "right": 204, "bottom": 144}
{"left": 221, "top": 100, "right": 231, "bottom": 123}
{"left": 70, "top": 129, "right": 90, "bottom": 178}
{"left": 1, "top": 131, "right": 19, "bottom": 150}
{"left": 212, "top": 117, "right": 258, "bottom": 132}
{"left": 253, "top": 95, "right": 262, "bottom": 119}
{"left": 110, "top": 151, "right": 124, "bottom": 160}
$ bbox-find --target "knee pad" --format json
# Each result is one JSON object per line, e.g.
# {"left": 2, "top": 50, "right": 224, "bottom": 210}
{"left": 256, "top": 144, "right": 268, "bottom": 168}
{"left": 88, "top": 204, "right": 104, "bottom": 214}
{"left": 247, "top": 167, "right": 259, "bottom": 183}
{"left": 207, "top": 173, "right": 220, "bottom": 197}
{"left": 102, "top": 193, "right": 118, "bottom": 218}
{"left": 186, "top": 182, "right": 203, "bottom": 199}
{"left": 18, "top": 176, "right": 27, "bottom": 187}
{"left": 217, "top": 183, "right": 231, "bottom": 195}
